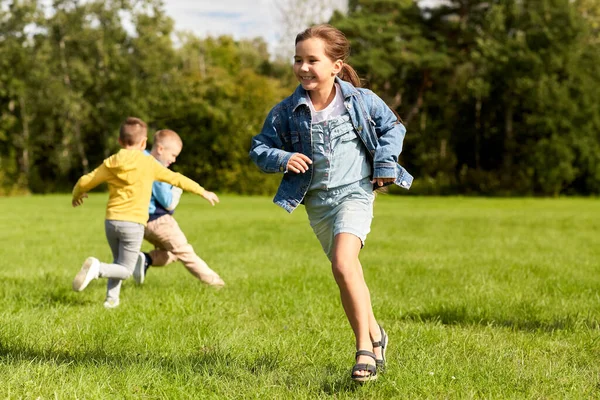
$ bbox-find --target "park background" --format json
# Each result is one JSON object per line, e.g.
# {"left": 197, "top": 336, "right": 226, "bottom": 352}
{"left": 2, "top": 0, "right": 600, "bottom": 197}
{"left": 1, "top": 0, "right": 600, "bottom": 399}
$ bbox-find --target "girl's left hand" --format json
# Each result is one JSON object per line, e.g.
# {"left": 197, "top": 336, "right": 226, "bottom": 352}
{"left": 371, "top": 177, "right": 395, "bottom": 187}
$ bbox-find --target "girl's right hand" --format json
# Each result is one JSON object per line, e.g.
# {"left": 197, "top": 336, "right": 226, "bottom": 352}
{"left": 286, "top": 153, "right": 312, "bottom": 173}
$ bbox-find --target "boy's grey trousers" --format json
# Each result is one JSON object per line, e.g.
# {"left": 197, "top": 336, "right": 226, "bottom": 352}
{"left": 100, "top": 220, "right": 145, "bottom": 301}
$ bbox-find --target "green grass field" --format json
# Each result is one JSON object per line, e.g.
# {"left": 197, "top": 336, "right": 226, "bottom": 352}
{"left": 1, "top": 194, "right": 599, "bottom": 399}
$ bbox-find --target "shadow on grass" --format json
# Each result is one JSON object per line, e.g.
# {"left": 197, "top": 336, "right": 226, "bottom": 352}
{"left": 0, "top": 341, "right": 248, "bottom": 375}
{"left": 400, "top": 304, "right": 600, "bottom": 332}
{"left": 0, "top": 341, "right": 363, "bottom": 395}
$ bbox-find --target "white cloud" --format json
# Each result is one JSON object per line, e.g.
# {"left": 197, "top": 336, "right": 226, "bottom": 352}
{"left": 163, "top": 0, "right": 279, "bottom": 45}
{"left": 162, "top": 0, "right": 349, "bottom": 56}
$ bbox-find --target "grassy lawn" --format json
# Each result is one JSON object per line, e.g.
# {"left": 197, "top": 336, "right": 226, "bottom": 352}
{"left": 0, "top": 194, "right": 599, "bottom": 399}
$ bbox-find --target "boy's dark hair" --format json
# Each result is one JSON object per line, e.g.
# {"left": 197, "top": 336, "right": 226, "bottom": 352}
{"left": 119, "top": 117, "right": 148, "bottom": 146}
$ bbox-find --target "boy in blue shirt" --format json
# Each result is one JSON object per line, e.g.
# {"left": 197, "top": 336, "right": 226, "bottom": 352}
{"left": 137, "top": 129, "right": 225, "bottom": 287}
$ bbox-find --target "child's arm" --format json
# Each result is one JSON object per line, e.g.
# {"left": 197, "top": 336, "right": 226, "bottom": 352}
{"left": 153, "top": 163, "right": 219, "bottom": 206}
{"left": 250, "top": 108, "right": 309, "bottom": 174}
{"left": 71, "top": 164, "right": 111, "bottom": 207}
{"left": 365, "top": 91, "right": 406, "bottom": 181}
{"left": 72, "top": 193, "right": 88, "bottom": 207}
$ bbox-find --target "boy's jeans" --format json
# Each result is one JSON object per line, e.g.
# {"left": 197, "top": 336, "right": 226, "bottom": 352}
{"left": 102, "top": 220, "right": 145, "bottom": 302}
{"left": 144, "top": 214, "right": 214, "bottom": 281}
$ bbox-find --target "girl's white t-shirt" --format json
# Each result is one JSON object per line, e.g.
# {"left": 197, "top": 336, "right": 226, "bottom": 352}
{"left": 307, "top": 83, "right": 346, "bottom": 123}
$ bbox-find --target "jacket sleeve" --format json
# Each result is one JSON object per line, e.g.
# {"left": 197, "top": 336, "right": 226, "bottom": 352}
{"left": 72, "top": 164, "right": 112, "bottom": 201}
{"left": 249, "top": 107, "right": 294, "bottom": 174}
{"left": 366, "top": 91, "right": 406, "bottom": 179}
{"left": 152, "top": 163, "right": 206, "bottom": 196}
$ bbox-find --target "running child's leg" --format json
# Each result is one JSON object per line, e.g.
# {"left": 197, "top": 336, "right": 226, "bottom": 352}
{"left": 330, "top": 233, "right": 376, "bottom": 378}
{"left": 144, "top": 217, "right": 176, "bottom": 267}
{"left": 147, "top": 248, "right": 178, "bottom": 267}
{"left": 102, "top": 220, "right": 144, "bottom": 307}
{"left": 146, "top": 214, "right": 224, "bottom": 286}
{"left": 356, "top": 259, "right": 384, "bottom": 362}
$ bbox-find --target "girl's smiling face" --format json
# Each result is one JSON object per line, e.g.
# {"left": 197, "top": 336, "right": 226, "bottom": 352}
{"left": 293, "top": 38, "right": 342, "bottom": 92}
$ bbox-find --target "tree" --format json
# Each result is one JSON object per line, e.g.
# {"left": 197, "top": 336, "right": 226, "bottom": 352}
{"left": 333, "top": 0, "right": 600, "bottom": 195}
{"left": 0, "top": 0, "right": 43, "bottom": 190}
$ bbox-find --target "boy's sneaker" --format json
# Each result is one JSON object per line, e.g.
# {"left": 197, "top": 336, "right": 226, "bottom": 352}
{"left": 133, "top": 252, "right": 146, "bottom": 284}
{"left": 103, "top": 298, "right": 120, "bottom": 309}
{"left": 72, "top": 257, "right": 100, "bottom": 292}
{"left": 143, "top": 253, "right": 152, "bottom": 273}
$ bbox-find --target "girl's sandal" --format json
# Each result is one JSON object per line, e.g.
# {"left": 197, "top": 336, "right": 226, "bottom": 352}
{"left": 372, "top": 325, "right": 388, "bottom": 371}
{"left": 351, "top": 350, "right": 378, "bottom": 382}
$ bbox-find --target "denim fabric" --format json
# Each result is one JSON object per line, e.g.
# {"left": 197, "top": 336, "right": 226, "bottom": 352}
{"left": 250, "top": 77, "right": 413, "bottom": 213}
{"left": 308, "top": 114, "right": 372, "bottom": 192}
{"left": 304, "top": 178, "right": 374, "bottom": 260}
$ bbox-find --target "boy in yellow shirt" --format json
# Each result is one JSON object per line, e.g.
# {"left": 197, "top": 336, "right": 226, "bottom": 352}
{"left": 71, "top": 117, "right": 219, "bottom": 308}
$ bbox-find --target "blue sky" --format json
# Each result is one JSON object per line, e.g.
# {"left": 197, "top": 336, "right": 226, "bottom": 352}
{"left": 162, "top": 0, "right": 442, "bottom": 53}
{"left": 163, "top": 0, "right": 280, "bottom": 46}
{"left": 161, "top": 0, "right": 359, "bottom": 55}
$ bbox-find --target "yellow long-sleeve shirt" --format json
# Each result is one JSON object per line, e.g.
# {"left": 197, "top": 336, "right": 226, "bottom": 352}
{"left": 72, "top": 149, "right": 205, "bottom": 225}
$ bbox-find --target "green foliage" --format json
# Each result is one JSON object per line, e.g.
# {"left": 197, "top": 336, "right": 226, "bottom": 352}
{"left": 0, "top": 0, "right": 599, "bottom": 195}
{"left": 0, "top": 0, "right": 293, "bottom": 195}
{"left": 333, "top": 0, "right": 600, "bottom": 195}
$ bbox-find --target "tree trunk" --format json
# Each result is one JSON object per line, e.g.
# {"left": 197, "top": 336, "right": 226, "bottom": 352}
{"left": 503, "top": 103, "right": 514, "bottom": 170}
{"left": 17, "top": 94, "right": 30, "bottom": 186}
{"left": 404, "top": 70, "right": 431, "bottom": 125}
{"left": 59, "top": 37, "right": 89, "bottom": 173}
{"left": 474, "top": 97, "right": 481, "bottom": 169}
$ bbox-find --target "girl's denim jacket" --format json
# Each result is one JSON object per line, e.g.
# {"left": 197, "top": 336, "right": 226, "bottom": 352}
{"left": 250, "top": 77, "right": 413, "bottom": 213}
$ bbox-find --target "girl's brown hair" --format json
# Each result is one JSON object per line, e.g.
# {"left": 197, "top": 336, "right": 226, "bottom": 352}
{"left": 295, "top": 24, "right": 361, "bottom": 88}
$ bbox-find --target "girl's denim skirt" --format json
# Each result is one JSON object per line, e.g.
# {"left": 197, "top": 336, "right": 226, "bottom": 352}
{"left": 304, "top": 178, "right": 374, "bottom": 260}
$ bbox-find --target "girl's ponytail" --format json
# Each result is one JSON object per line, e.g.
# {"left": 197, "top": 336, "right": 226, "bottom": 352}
{"left": 339, "top": 63, "right": 361, "bottom": 88}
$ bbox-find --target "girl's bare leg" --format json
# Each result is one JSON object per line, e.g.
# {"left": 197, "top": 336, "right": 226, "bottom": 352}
{"left": 330, "top": 233, "right": 379, "bottom": 377}
{"left": 357, "top": 260, "right": 383, "bottom": 361}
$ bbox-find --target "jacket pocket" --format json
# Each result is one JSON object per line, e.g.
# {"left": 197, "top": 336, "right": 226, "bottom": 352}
{"left": 290, "top": 131, "right": 302, "bottom": 152}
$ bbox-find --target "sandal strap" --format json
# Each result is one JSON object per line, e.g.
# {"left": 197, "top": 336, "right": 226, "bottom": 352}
{"left": 372, "top": 325, "right": 387, "bottom": 348}
{"left": 355, "top": 350, "right": 377, "bottom": 360}
{"left": 351, "top": 363, "right": 377, "bottom": 376}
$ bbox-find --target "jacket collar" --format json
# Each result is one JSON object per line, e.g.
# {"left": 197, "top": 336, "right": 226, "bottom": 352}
{"left": 291, "top": 76, "right": 360, "bottom": 112}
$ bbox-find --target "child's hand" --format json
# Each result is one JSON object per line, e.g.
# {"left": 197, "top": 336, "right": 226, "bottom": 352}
{"left": 72, "top": 193, "right": 88, "bottom": 207}
{"left": 286, "top": 153, "right": 312, "bottom": 173}
{"left": 371, "top": 177, "right": 395, "bottom": 187}
{"left": 202, "top": 190, "right": 220, "bottom": 206}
